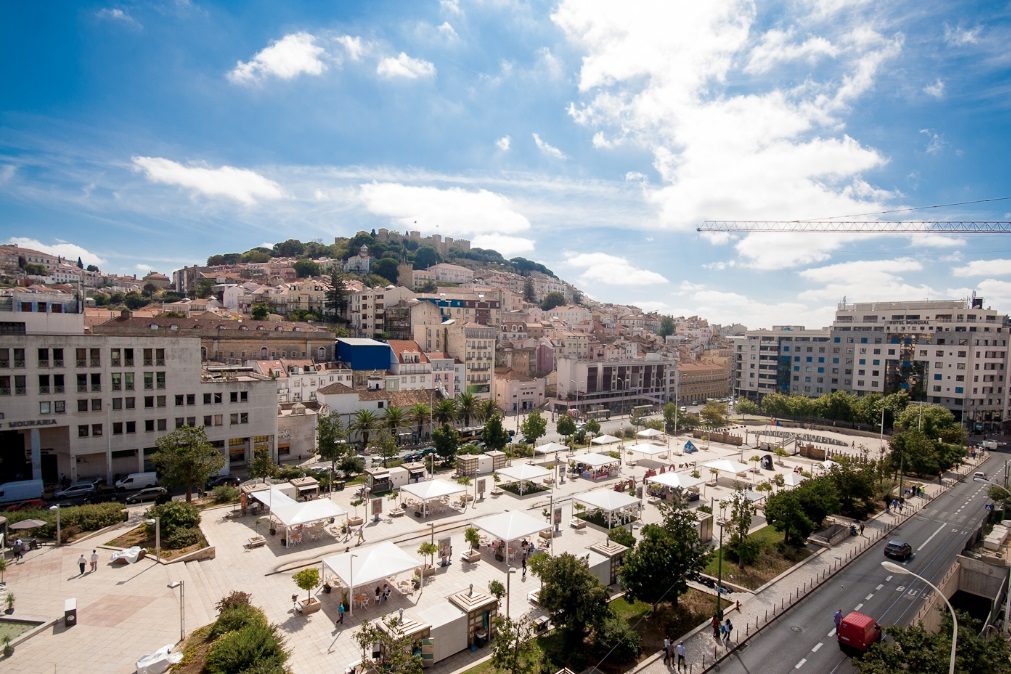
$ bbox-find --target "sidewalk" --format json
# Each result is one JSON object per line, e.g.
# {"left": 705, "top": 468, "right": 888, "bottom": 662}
{"left": 632, "top": 454, "right": 987, "bottom": 674}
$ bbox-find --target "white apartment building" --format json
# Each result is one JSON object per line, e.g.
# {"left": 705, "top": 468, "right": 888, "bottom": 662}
{"left": 1, "top": 310, "right": 277, "bottom": 486}
{"left": 557, "top": 352, "right": 677, "bottom": 415}
{"left": 345, "top": 284, "right": 414, "bottom": 338}
{"left": 246, "top": 359, "right": 353, "bottom": 403}
{"left": 385, "top": 340, "right": 435, "bottom": 392}
{"left": 413, "top": 320, "right": 495, "bottom": 398}
{"left": 733, "top": 326, "right": 833, "bottom": 399}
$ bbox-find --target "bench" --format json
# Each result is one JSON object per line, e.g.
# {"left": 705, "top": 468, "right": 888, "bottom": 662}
{"left": 64, "top": 597, "right": 77, "bottom": 627}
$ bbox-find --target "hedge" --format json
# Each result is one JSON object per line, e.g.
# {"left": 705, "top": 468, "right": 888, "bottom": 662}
{"left": 5, "top": 503, "right": 127, "bottom": 541}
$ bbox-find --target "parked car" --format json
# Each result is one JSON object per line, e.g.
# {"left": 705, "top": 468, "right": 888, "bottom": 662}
{"left": 115, "top": 472, "right": 159, "bottom": 491}
{"left": 87, "top": 488, "right": 122, "bottom": 504}
{"left": 54, "top": 483, "right": 97, "bottom": 500}
{"left": 205, "top": 474, "right": 241, "bottom": 490}
{"left": 124, "top": 487, "right": 169, "bottom": 505}
{"left": 884, "top": 539, "right": 913, "bottom": 561}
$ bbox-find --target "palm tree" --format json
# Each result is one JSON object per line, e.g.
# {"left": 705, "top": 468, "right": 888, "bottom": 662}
{"left": 409, "top": 402, "right": 431, "bottom": 442}
{"left": 352, "top": 409, "right": 378, "bottom": 451}
{"left": 456, "top": 392, "right": 477, "bottom": 427}
{"left": 475, "top": 398, "right": 498, "bottom": 424}
{"left": 384, "top": 406, "right": 405, "bottom": 444}
{"left": 434, "top": 398, "right": 458, "bottom": 426}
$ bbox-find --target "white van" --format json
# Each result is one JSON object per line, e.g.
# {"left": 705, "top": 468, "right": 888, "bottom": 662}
{"left": 0, "top": 479, "right": 44, "bottom": 505}
{"left": 115, "top": 472, "right": 159, "bottom": 491}
{"left": 981, "top": 440, "right": 999, "bottom": 450}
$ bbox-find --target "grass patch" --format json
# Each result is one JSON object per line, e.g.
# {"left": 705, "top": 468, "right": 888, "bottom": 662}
{"left": 704, "top": 525, "right": 811, "bottom": 590}
{"left": 0, "top": 619, "right": 42, "bottom": 642}
{"left": 105, "top": 524, "right": 208, "bottom": 560}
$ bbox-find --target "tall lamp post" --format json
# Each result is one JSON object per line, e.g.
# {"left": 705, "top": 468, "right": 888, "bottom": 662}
{"left": 713, "top": 498, "right": 726, "bottom": 618}
{"left": 167, "top": 580, "right": 185, "bottom": 644}
{"left": 147, "top": 517, "right": 161, "bottom": 560}
{"left": 50, "top": 505, "right": 61, "bottom": 546}
{"left": 974, "top": 474, "right": 1011, "bottom": 635}
{"left": 881, "top": 561, "right": 957, "bottom": 674}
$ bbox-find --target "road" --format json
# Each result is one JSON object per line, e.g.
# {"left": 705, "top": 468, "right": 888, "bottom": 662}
{"left": 717, "top": 454, "right": 1001, "bottom": 674}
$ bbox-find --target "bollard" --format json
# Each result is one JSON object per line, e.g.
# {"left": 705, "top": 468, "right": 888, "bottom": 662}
{"left": 766, "top": 609, "right": 768, "bottom": 621}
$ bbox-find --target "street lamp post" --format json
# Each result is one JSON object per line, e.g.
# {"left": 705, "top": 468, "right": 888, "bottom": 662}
{"left": 713, "top": 497, "right": 726, "bottom": 617}
{"left": 147, "top": 517, "right": 161, "bottom": 560}
{"left": 505, "top": 567, "right": 517, "bottom": 619}
{"left": 881, "top": 561, "right": 957, "bottom": 674}
{"left": 50, "top": 505, "right": 61, "bottom": 546}
{"left": 167, "top": 580, "right": 185, "bottom": 644}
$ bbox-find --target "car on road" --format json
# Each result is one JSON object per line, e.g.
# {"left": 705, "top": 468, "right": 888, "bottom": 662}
{"left": 53, "top": 482, "right": 97, "bottom": 500}
{"left": 883, "top": 539, "right": 913, "bottom": 561}
{"left": 403, "top": 447, "right": 437, "bottom": 462}
{"left": 205, "top": 474, "right": 241, "bottom": 490}
{"left": 123, "top": 486, "right": 169, "bottom": 505}
{"left": 837, "top": 611, "right": 882, "bottom": 654}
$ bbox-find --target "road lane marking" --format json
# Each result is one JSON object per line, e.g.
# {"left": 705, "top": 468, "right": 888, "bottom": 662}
{"left": 876, "top": 584, "right": 884, "bottom": 590}
{"left": 865, "top": 593, "right": 874, "bottom": 600}
{"left": 827, "top": 629, "right": 836, "bottom": 637}
{"left": 918, "top": 522, "right": 947, "bottom": 551}
{"left": 854, "top": 603, "right": 864, "bottom": 611}
{"left": 886, "top": 575, "right": 893, "bottom": 582}
{"left": 795, "top": 658, "right": 807, "bottom": 669}
{"left": 812, "top": 642, "right": 823, "bottom": 653}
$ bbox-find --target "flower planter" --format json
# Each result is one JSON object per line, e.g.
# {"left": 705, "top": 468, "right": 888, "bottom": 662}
{"left": 347, "top": 516, "right": 364, "bottom": 527}
{"left": 300, "top": 598, "right": 322, "bottom": 614}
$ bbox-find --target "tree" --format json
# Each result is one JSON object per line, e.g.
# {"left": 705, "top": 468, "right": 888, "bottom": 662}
{"left": 556, "top": 414, "right": 576, "bottom": 441}
{"left": 794, "top": 477, "right": 840, "bottom": 528}
{"left": 292, "top": 568, "right": 319, "bottom": 603}
{"left": 520, "top": 410, "right": 547, "bottom": 445}
{"left": 533, "top": 552, "right": 611, "bottom": 646}
{"left": 476, "top": 398, "right": 497, "bottom": 423}
{"left": 76, "top": 256, "right": 84, "bottom": 269}
{"left": 700, "top": 401, "right": 728, "bottom": 428}
{"left": 522, "top": 277, "right": 535, "bottom": 303}
{"left": 489, "top": 616, "right": 545, "bottom": 674}
{"left": 726, "top": 490, "right": 757, "bottom": 567}
{"left": 371, "top": 258, "right": 399, "bottom": 284}
{"left": 482, "top": 414, "right": 510, "bottom": 452}
{"left": 895, "top": 403, "right": 966, "bottom": 445}
{"left": 764, "top": 489, "right": 814, "bottom": 546}
{"left": 413, "top": 245, "right": 441, "bottom": 269}
{"left": 456, "top": 392, "right": 477, "bottom": 427}
{"left": 889, "top": 429, "right": 942, "bottom": 477}
{"left": 659, "top": 315, "right": 675, "bottom": 337}
{"left": 417, "top": 541, "right": 438, "bottom": 567}
{"left": 384, "top": 406, "right": 405, "bottom": 442}
{"left": 432, "top": 424, "right": 459, "bottom": 463}
{"left": 293, "top": 259, "right": 321, "bottom": 278}
{"left": 433, "top": 398, "right": 458, "bottom": 425}
{"left": 825, "top": 457, "right": 876, "bottom": 518}
{"left": 152, "top": 426, "right": 225, "bottom": 502}
{"left": 251, "top": 303, "right": 270, "bottom": 320}
{"left": 85, "top": 264, "right": 99, "bottom": 272}
{"left": 375, "top": 430, "right": 400, "bottom": 467}
{"left": 735, "top": 398, "right": 760, "bottom": 415}
{"left": 351, "top": 409, "right": 378, "bottom": 451}
{"left": 540, "top": 292, "right": 566, "bottom": 311}
{"left": 250, "top": 446, "right": 276, "bottom": 483}
{"left": 409, "top": 402, "right": 431, "bottom": 442}
{"left": 353, "top": 617, "right": 424, "bottom": 674}
{"left": 325, "top": 271, "right": 349, "bottom": 324}
{"left": 678, "top": 412, "right": 702, "bottom": 432}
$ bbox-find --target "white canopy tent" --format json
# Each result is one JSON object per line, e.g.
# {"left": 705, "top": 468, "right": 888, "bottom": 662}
{"left": 573, "top": 489, "right": 641, "bottom": 529}
{"left": 534, "top": 442, "right": 568, "bottom": 455}
{"left": 322, "top": 541, "right": 423, "bottom": 597}
{"left": 636, "top": 428, "right": 665, "bottom": 439}
{"left": 703, "top": 459, "right": 751, "bottom": 475}
{"left": 647, "top": 471, "right": 703, "bottom": 490}
{"left": 784, "top": 472, "right": 807, "bottom": 487}
{"left": 496, "top": 463, "right": 550, "bottom": 495}
{"left": 473, "top": 510, "right": 549, "bottom": 564}
{"left": 626, "top": 443, "right": 670, "bottom": 462}
{"left": 249, "top": 488, "right": 346, "bottom": 541}
{"left": 591, "top": 434, "right": 621, "bottom": 445}
{"left": 401, "top": 479, "right": 467, "bottom": 517}
{"left": 570, "top": 452, "right": 620, "bottom": 467}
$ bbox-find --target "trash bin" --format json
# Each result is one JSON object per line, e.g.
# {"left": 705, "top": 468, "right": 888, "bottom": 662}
{"left": 64, "top": 598, "right": 77, "bottom": 627}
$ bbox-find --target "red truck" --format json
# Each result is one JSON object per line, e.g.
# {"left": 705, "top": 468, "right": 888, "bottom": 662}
{"left": 837, "top": 611, "right": 882, "bottom": 654}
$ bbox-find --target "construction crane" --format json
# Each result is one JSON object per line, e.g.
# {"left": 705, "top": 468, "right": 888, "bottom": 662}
{"left": 697, "top": 220, "right": 1011, "bottom": 233}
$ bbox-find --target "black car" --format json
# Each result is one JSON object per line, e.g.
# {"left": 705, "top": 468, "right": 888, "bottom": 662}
{"left": 205, "top": 474, "right": 242, "bottom": 490}
{"left": 124, "top": 487, "right": 169, "bottom": 505}
{"left": 884, "top": 539, "right": 913, "bottom": 561}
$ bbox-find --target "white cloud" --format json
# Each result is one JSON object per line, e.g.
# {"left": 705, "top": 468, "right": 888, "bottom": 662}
{"left": 0, "top": 165, "right": 15, "bottom": 183}
{"left": 6, "top": 237, "right": 107, "bottom": 269}
{"left": 496, "top": 135, "right": 511, "bottom": 151}
{"left": 532, "top": 132, "right": 566, "bottom": 159}
{"left": 377, "top": 52, "right": 436, "bottom": 79}
{"left": 131, "top": 156, "right": 285, "bottom": 205}
{"left": 944, "top": 23, "right": 980, "bottom": 47}
{"left": 471, "top": 233, "right": 535, "bottom": 256}
{"left": 553, "top": 0, "right": 904, "bottom": 268}
{"left": 563, "top": 252, "right": 668, "bottom": 286}
{"left": 797, "top": 257, "right": 934, "bottom": 304}
{"left": 335, "top": 35, "right": 365, "bottom": 61}
{"left": 946, "top": 281, "right": 1011, "bottom": 313}
{"left": 229, "top": 32, "right": 327, "bottom": 85}
{"left": 95, "top": 8, "right": 141, "bottom": 28}
{"left": 672, "top": 281, "right": 821, "bottom": 328}
{"left": 923, "top": 78, "right": 945, "bottom": 98}
{"left": 359, "top": 183, "right": 531, "bottom": 239}
{"left": 135, "top": 263, "right": 153, "bottom": 273}
{"left": 438, "top": 22, "right": 460, "bottom": 42}
{"left": 920, "top": 128, "right": 945, "bottom": 155}
{"left": 916, "top": 234, "right": 963, "bottom": 248}
{"left": 952, "top": 259, "right": 1011, "bottom": 277}
{"left": 745, "top": 29, "right": 838, "bottom": 74}
{"left": 734, "top": 232, "right": 853, "bottom": 270}
{"left": 441, "top": 0, "right": 462, "bottom": 16}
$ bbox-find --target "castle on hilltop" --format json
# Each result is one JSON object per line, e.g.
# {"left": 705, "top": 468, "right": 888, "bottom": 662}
{"left": 340, "top": 229, "right": 471, "bottom": 256}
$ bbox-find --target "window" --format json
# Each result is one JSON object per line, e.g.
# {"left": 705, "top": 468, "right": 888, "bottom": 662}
{"left": 156, "top": 372, "right": 165, "bottom": 389}
{"left": 125, "top": 372, "right": 134, "bottom": 391}
{"left": 146, "top": 419, "right": 155, "bottom": 432}
{"left": 77, "top": 399, "right": 88, "bottom": 412}
{"left": 54, "top": 400, "right": 65, "bottom": 413}
{"left": 126, "top": 421, "right": 136, "bottom": 433}
{"left": 156, "top": 348, "right": 165, "bottom": 366}
{"left": 91, "top": 398, "right": 102, "bottom": 411}
{"left": 40, "top": 401, "right": 51, "bottom": 414}
{"left": 113, "top": 422, "right": 123, "bottom": 435}
{"left": 38, "top": 347, "right": 49, "bottom": 367}
{"left": 175, "top": 394, "right": 184, "bottom": 406}
{"left": 78, "top": 425, "right": 89, "bottom": 438}
{"left": 144, "top": 372, "right": 154, "bottom": 390}
{"left": 186, "top": 394, "right": 195, "bottom": 405}
{"left": 175, "top": 417, "right": 185, "bottom": 429}
{"left": 213, "top": 414, "right": 222, "bottom": 426}
{"left": 39, "top": 374, "right": 50, "bottom": 394}
{"left": 0, "top": 348, "right": 7, "bottom": 368}
{"left": 111, "top": 348, "right": 121, "bottom": 367}
{"left": 92, "top": 423, "right": 103, "bottom": 437}
{"left": 158, "top": 419, "right": 167, "bottom": 431}
{"left": 125, "top": 396, "right": 135, "bottom": 409}
{"left": 112, "top": 373, "right": 122, "bottom": 391}
{"left": 53, "top": 374, "right": 64, "bottom": 393}
{"left": 12, "top": 348, "right": 25, "bottom": 367}
{"left": 76, "top": 348, "right": 87, "bottom": 367}
{"left": 230, "top": 392, "right": 238, "bottom": 403}
{"left": 124, "top": 348, "right": 134, "bottom": 366}
{"left": 157, "top": 395, "right": 166, "bottom": 408}
{"left": 203, "top": 393, "right": 211, "bottom": 404}
{"left": 144, "top": 348, "right": 153, "bottom": 366}
{"left": 90, "top": 373, "right": 101, "bottom": 391}
{"left": 203, "top": 415, "right": 212, "bottom": 427}
{"left": 90, "top": 348, "right": 100, "bottom": 367}
{"left": 113, "top": 397, "right": 123, "bottom": 410}
{"left": 145, "top": 396, "right": 154, "bottom": 408}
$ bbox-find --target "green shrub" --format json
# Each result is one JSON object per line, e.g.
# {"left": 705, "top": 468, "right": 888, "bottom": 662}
{"left": 146, "top": 501, "right": 200, "bottom": 537}
{"left": 163, "top": 527, "right": 201, "bottom": 550}
{"left": 205, "top": 621, "right": 287, "bottom": 674}
{"left": 607, "top": 527, "right": 635, "bottom": 548}
{"left": 6, "top": 503, "right": 127, "bottom": 540}
{"left": 215, "top": 591, "right": 252, "bottom": 614}
{"left": 209, "top": 603, "right": 266, "bottom": 640}
{"left": 240, "top": 658, "right": 288, "bottom": 674}
{"left": 211, "top": 485, "right": 240, "bottom": 504}
{"left": 594, "top": 614, "right": 641, "bottom": 663}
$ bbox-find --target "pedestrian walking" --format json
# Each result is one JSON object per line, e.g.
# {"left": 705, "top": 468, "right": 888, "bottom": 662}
{"left": 291, "top": 593, "right": 299, "bottom": 612}
{"left": 336, "top": 601, "right": 345, "bottom": 625}
{"left": 833, "top": 608, "right": 843, "bottom": 630}
{"left": 859, "top": 523, "right": 865, "bottom": 536}
{"left": 711, "top": 614, "right": 721, "bottom": 639}
{"left": 675, "top": 641, "right": 687, "bottom": 671}
{"left": 662, "top": 636, "right": 670, "bottom": 664}
{"left": 521, "top": 556, "right": 527, "bottom": 581}
{"left": 90, "top": 549, "right": 99, "bottom": 572}
{"left": 719, "top": 621, "right": 728, "bottom": 644}
{"left": 77, "top": 554, "right": 87, "bottom": 575}
{"left": 724, "top": 618, "right": 734, "bottom": 646}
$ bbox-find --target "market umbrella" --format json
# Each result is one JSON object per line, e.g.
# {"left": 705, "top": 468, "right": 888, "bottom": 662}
{"left": 10, "top": 519, "right": 47, "bottom": 530}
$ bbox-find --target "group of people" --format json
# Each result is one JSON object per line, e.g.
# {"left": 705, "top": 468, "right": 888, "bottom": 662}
{"left": 76, "top": 550, "right": 100, "bottom": 575}
{"left": 662, "top": 637, "right": 688, "bottom": 670}
{"left": 887, "top": 498, "right": 905, "bottom": 514}
{"left": 710, "top": 615, "right": 734, "bottom": 646}
{"left": 375, "top": 583, "right": 392, "bottom": 604}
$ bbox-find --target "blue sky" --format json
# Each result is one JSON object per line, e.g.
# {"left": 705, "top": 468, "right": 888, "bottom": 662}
{"left": 3, "top": 1, "right": 1011, "bottom": 328}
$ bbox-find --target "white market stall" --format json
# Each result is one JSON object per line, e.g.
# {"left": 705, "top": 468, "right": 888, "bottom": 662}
{"left": 249, "top": 487, "right": 346, "bottom": 546}
{"left": 401, "top": 479, "right": 467, "bottom": 517}
{"left": 495, "top": 463, "right": 550, "bottom": 495}
{"left": 533, "top": 442, "right": 568, "bottom": 456}
{"left": 473, "top": 510, "right": 550, "bottom": 564}
{"left": 569, "top": 452, "right": 621, "bottom": 481}
{"left": 625, "top": 442, "right": 670, "bottom": 465}
{"left": 573, "top": 489, "right": 641, "bottom": 529}
{"left": 784, "top": 471, "right": 807, "bottom": 487}
{"left": 702, "top": 459, "right": 751, "bottom": 488}
{"left": 322, "top": 541, "right": 424, "bottom": 611}
{"left": 591, "top": 434, "right": 621, "bottom": 446}
{"left": 646, "top": 470, "right": 704, "bottom": 502}
{"left": 636, "top": 428, "right": 665, "bottom": 440}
